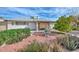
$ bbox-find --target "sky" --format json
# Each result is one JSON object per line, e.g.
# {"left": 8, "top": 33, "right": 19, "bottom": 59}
{"left": 0, "top": 7, "right": 79, "bottom": 21}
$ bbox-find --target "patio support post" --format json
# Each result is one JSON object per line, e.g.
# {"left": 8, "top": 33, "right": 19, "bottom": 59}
{"left": 5, "top": 20, "right": 8, "bottom": 30}
{"left": 36, "top": 22, "right": 38, "bottom": 32}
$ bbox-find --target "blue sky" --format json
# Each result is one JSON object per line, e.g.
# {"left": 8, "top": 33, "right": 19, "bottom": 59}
{"left": 0, "top": 7, "right": 79, "bottom": 21}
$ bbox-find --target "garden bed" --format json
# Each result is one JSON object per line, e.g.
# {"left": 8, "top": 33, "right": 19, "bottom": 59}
{"left": 0, "top": 35, "right": 58, "bottom": 52}
{"left": 0, "top": 28, "right": 31, "bottom": 46}
{"left": 0, "top": 30, "right": 79, "bottom": 52}
{"left": 19, "top": 34, "right": 79, "bottom": 52}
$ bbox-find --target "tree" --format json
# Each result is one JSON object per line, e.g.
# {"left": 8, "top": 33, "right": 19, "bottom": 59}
{"left": 31, "top": 16, "right": 38, "bottom": 19}
{"left": 74, "top": 15, "right": 79, "bottom": 26}
{"left": 54, "top": 16, "right": 75, "bottom": 32}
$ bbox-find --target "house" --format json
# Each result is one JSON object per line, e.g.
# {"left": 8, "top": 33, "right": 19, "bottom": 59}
{"left": 0, "top": 17, "right": 55, "bottom": 31}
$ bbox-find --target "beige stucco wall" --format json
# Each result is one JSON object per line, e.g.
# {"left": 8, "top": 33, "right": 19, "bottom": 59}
{"left": 0, "top": 20, "right": 55, "bottom": 31}
{"left": 0, "top": 25, "right": 6, "bottom": 31}
{"left": 7, "top": 21, "right": 36, "bottom": 30}
{"left": 0, "top": 21, "right": 6, "bottom": 31}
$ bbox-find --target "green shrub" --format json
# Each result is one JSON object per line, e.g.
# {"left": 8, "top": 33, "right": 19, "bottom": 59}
{"left": 21, "top": 41, "right": 49, "bottom": 52}
{"left": 61, "top": 35, "right": 79, "bottom": 51}
{"left": 19, "top": 41, "right": 49, "bottom": 52}
{"left": 76, "top": 27, "right": 79, "bottom": 30}
{"left": 72, "top": 26, "right": 77, "bottom": 30}
{"left": 21, "top": 41, "right": 43, "bottom": 52}
{"left": 0, "top": 28, "right": 31, "bottom": 45}
{"left": 20, "top": 40, "right": 63, "bottom": 52}
{"left": 44, "top": 28, "right": 49, "bottom": 37}
{"left": 54, "top": 16, "right": 75, "bottom": 32}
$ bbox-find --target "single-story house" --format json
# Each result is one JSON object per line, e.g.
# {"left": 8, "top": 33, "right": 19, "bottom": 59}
{"left": 0, "top": 18, "right": 55, "bottom": 31}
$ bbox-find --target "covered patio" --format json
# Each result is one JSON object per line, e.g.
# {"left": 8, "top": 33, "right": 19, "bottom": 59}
{"left": 35, "top": 21, "right": 53, "bottom": 32}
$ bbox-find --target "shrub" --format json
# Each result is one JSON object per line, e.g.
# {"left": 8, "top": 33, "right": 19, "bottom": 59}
{"left": 72, "top": 26, "right": 77, "bottom": 30}
{"left": 20, "top": 40, "right": 63, "bottom": 52}
{"left": 48, "top": 40, "right": 63, "bottom": 52}
{"left": 0, "top": 28, "right": 31, "bottom": 45}
{"left": 44, "top": 28, "right": 50, "bottom": 37}
{"left": 61, "top": 35, "right": 79, "bottom": 51}
{"left": 20, "top": 40, "right": 49, "bottom": 52}
{"left": 20, "top": 41, "right": 43, "bottom": 52}
{"left": 40, "top": 43, "right": 49, "bottom": 52}
{"left": 54, "top": 16, "right": 75, "bottom": 32}
{"left": 76, "top": 27, "right": 79, "bottom": 30}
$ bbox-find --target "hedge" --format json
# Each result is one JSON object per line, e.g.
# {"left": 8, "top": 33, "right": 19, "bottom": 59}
{"left": 0, "top": 28, "right": 31, "bottom": 45}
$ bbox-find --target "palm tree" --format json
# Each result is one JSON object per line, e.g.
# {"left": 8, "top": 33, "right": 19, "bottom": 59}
{"left": 30, "top": 16, "right": 39, "bottom": 31}
{"left": 30, "top": 16, "right": 38, "bottom": 21}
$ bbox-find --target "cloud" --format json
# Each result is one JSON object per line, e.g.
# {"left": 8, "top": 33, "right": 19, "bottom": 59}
{"left": 0, "top": 7, "right": 79, "bottom": 20}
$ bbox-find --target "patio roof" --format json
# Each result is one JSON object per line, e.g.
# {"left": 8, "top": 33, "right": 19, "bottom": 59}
{"left": 5, "top": 18, "right": 56, "bottom": 22}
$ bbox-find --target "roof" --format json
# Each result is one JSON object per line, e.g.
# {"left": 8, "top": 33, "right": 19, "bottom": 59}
{"left": 0, "top": 18, "right": 5, "bottom": 22}
{"left": 5, "top": 18, "right": 56, "bottom": 22}
{"left": 0, "top": 17, "right": 56, "bottom": 22}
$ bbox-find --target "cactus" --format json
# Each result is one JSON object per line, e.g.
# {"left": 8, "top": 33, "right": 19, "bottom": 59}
{"left": 62, "top": 35, "right": 78, "bottom": 51}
